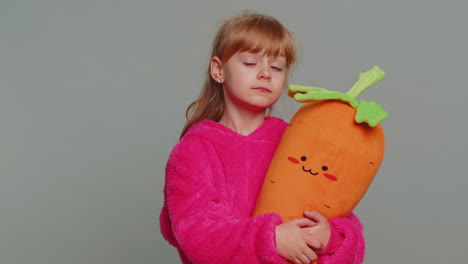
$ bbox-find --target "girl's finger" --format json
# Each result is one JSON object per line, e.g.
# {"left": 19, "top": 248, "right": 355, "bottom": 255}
{"left": 304, "top": 211, "right": 327, "bottom": 223}
{"left": 294, "top": 218, "right": 317, "bottom": 227}
{"left": 301, "top": 249, "right": 318, "bottom": 263}
{"left": 305, "top": 236, "right": 323, "bottom": 251}
{"left": 295, "top": 253, "right": 310, "bottom": 264}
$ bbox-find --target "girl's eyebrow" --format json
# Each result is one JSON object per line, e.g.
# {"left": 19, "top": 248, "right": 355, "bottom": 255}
{"left": 238, "top": 53, "right": 261, "bottom": 62}
{"left": 239, "top": 51, "right": 259, "bottom": 58}
{"left": 272, "top": 56, "right": 286, "bottom": 65}
{"left": 239, "top": 51, "right": 286, "bottom": 64}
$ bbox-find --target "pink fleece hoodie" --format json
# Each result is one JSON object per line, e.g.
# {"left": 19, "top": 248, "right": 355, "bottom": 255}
{"left": 160, "top": 117, "right": 365, "bottom": 264}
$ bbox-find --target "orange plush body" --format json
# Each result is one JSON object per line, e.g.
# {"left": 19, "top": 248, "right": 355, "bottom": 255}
{"left": 253, "top": 100, "right": 385, "bottom": 221}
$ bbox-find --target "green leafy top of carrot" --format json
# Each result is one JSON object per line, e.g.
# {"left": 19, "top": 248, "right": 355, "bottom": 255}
{"left": 288, "top": 66, "right": 388, "bottom": 127}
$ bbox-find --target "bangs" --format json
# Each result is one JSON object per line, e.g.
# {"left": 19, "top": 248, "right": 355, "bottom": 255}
{"left": 216, "top": 14, "right": 296, "bottom": 66}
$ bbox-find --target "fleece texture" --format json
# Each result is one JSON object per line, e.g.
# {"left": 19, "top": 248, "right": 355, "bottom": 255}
{"left": 160, "top": 117, "right": 365, "bottom": 264}
{"left": 319, "top": 214, "right": 365, "bottom": 264}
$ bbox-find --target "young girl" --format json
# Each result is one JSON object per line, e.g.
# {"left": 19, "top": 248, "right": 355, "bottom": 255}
{"left": 160, "top": 12, "right": 365, "bottom": 264}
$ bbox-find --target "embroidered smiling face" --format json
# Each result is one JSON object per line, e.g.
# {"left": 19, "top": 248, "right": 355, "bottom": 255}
{"left": 270, "top": 137, "right": 348, "bottom": 217}
{"left": 287, "top": 155, "right": 337, "bottom": 181}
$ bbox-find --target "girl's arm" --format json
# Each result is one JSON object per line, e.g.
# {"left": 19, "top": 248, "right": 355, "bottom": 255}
{"left": 160, "top": 137, "right": 285, "bottom": 264}
{"left": 317, "top": 213, "right": 366, "bottom": 264}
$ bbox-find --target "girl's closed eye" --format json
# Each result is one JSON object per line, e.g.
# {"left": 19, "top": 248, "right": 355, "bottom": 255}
{"left": 244, "top": 62, "right": 257, "bottom": 66}
{"left": 271, "top": 65, "right": 283, "bottom": 71}
{"left": 271, "top": 57, "right": 286, "bottom": 72}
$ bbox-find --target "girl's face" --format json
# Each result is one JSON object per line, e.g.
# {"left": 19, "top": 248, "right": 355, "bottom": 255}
{"left": 214, "top": 51, "right": 287, "bottom": 113}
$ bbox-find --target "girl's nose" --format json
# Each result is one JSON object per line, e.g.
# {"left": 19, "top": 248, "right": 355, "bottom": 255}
{"left": 258, "top": 66, "right": 271, "bottom": 80}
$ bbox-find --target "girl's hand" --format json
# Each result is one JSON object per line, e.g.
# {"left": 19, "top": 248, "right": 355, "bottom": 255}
{"left": 276, "top": 218, "right": 323, "bottom": 264}
{"left": 302, "top": 211, "right": 331, "bottom": 254}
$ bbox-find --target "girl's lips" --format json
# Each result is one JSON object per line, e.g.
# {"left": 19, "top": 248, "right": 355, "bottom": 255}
{"left": 252, "top": 87, "right": 271, "bottom": 93}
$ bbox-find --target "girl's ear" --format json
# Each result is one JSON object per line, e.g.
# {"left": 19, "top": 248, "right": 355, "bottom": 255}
{"left": 210, "top": 56, "right": 224, "bottom": 83}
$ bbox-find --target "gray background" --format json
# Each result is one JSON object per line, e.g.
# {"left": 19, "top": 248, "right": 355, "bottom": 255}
{"left": 3, "top": 0, "right": 467, "bottom": 263}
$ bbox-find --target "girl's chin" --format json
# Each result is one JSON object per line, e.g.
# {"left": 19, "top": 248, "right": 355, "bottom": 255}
{"left": 244, "top": 102, "right": 276, "bottom": 112}
{"left": 250, "top": 97, "right": 279, "bottom": 108}
{"left": 230, "top": 96, "right": 279, "bottom": 113}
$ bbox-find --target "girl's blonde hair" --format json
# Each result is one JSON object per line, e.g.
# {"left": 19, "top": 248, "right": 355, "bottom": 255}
{"left": 181, "top": 11, "right": 297, "bottom": 138}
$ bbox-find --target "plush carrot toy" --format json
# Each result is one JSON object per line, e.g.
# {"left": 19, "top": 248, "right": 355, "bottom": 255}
{"left": 253, "top": 66, "right": 387, "bottom": 260}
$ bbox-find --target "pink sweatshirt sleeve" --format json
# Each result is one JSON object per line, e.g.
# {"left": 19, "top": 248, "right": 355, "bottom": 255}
{"left": 162, "top": 137, "right": 285, "bottom": 264}
{"left": 317, "top": 213, "right": 365, "bottom": 264}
